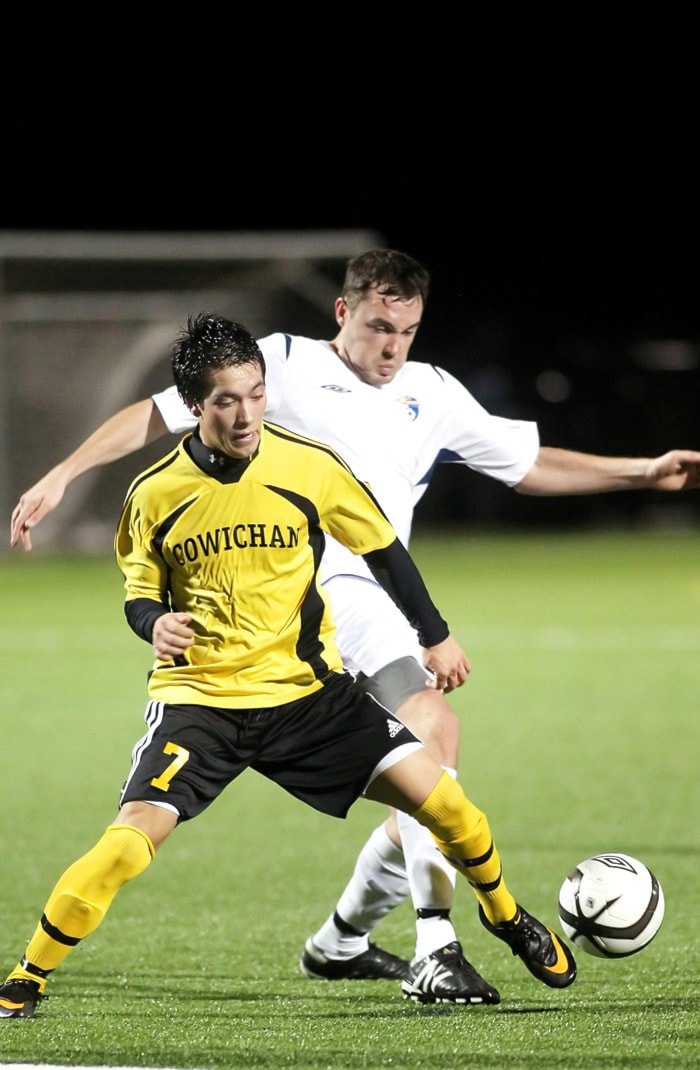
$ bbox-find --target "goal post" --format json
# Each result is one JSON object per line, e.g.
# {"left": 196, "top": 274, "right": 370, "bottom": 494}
{"left": 0, "top": 229, "right": 384, "bottom": 552}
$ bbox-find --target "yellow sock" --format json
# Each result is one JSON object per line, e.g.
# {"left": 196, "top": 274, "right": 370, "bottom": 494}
{"left": 7, "top": 824, "right": 154, "bottom": 991}
{"left": 412, "top": 770, "right": 517, "bottom": 925}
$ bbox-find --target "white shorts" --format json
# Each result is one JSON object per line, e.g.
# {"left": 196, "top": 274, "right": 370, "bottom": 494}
{"left": 324, "top": 573, "right": 430, "bottom": 680}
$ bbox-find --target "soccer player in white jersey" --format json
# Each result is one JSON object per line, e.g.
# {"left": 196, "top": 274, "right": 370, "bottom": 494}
{"left": 10, "top": 251, "right": 700, "bottom": 1004}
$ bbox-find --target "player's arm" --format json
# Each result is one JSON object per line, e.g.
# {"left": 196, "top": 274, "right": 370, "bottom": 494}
{"left": 516, "top": 446, "right": 700, "bottom": 496}
{"left": 125, "top": 599, "right": 195, "bottom": 660}
{"left": 363, "top": 539, "right": 471, "bottom": 694}
{"left": 117, "top": 489, "right": 195, "bottom": 660}
{"left": 10, "top": 399, "right": 169, "bottom": 551}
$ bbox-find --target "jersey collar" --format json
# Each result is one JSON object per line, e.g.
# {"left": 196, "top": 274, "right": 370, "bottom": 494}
{"left": 186, "top": 427, "right": 259, "bottom": 482}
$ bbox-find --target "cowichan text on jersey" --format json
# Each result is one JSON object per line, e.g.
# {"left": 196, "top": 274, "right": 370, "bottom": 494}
{"left": 171, "top": 524, "right": 301, "bottom": 564}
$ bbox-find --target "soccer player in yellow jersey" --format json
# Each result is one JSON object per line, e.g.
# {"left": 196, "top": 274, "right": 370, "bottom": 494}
{"left": 0, "top": 313, "right": 576, "bottom": 1019}
{"left": 10, "top": 251, "right": 700, "bottom": 1006}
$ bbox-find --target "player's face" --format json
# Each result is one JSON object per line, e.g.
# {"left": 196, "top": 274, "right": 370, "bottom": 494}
{"left": 333, "top": 285, "right": 423, "bottom": 387}
{"left": 193, "top": 362, "right": 267, "bottom": 459}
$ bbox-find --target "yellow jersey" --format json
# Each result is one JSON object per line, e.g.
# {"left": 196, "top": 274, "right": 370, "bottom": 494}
{"left": 116, "top": 421, "right": 405, "bottom": 708}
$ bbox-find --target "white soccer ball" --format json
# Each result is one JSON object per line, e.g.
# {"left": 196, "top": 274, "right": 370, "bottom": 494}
{"left": 557, "top": 852, "right": 665, "bottom": 958}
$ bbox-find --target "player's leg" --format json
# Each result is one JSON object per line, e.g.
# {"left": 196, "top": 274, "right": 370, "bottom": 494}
{"left": 300, "top": 815, "right": 412, "bottom": 981}
{"left": 0, "top": 802, "right": 172, "bottom": 1019}
{"left": 367, "top": 752, "right": 577, "bottom": 999}
{"left": 1, "top": 700, "right": 234, "bottom": 1019}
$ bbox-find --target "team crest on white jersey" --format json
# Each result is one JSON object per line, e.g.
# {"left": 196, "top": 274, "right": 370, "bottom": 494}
{"left": 321, "top": 384, "right": 351, "bottom": 393}
{"left": 398, "top": 396, "right": 419, "bottom": 421}
{"left": 387, "top": 718, "right": 403, "bottom": 737}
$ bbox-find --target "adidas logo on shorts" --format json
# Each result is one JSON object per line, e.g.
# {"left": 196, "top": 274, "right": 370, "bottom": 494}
{"left": 387, "top": 718, "right": 403, "bottom": 738}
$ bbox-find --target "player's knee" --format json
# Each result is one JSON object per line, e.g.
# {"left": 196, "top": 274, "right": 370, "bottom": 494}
{"left": 101, "top": 825, "right": 156, "bottom": 885}
{"left": 397, "top": 689, "right": 459, "bottom": 765}
{"left": 412, "top": 770, "right": 484, "bottom": 846}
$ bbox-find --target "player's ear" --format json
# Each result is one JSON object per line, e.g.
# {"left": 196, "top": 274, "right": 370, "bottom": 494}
{"left": 335, "top": 296, "right": 347, "bottom": 327}
{"left": 186, "top": 395, "right": 203, "bottom": 418}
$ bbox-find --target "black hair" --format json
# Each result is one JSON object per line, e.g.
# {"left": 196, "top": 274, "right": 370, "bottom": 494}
{"left": 172, "top": 313, "right": 266, "bottom": 404}
{"left": 342, "top": 249, "right": 430, "bottom": 310}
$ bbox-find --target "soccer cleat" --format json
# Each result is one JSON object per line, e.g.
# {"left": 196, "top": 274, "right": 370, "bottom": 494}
{"left": 479, "top": 904, "right": 577, "bottom": 988}
{"left": 401, "top": 941, "right": 501, "bottom": 1005}
{"left": 299, "top": 937, "right": 410, "bottom": 981}
{"left": 0, "top": 978, "right": 44, "bottom": 1019}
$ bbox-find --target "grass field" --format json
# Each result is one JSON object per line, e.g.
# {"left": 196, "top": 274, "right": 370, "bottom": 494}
{"left": 0, "top": 529, "right": 698, "bottom": 1069}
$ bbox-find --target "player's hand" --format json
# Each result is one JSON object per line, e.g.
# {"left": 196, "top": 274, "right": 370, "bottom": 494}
{"left": 10, "top": 469, "right": 69, "bottom": 551}
{"left": 152, "top": 612, "right": 195, "bottom": 659}
{"left": 645, "top": 450, "right": 700, "bottom": 491}
{"left": 422, "top": 635, "right": 471, "bottom": 693}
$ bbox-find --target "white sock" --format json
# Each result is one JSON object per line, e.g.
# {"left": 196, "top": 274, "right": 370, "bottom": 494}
{"left": 396, "top": 767, "right": 459, "bottom": 960}
{"left": 311, "top": 824, "right": 410, "bottom": 959}
{"left": 412, "top": 914, "right": 458, "bottom": 961}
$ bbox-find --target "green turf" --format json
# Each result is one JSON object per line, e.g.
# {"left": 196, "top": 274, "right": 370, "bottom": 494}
{"left": 1, "top": 530, "right": 698, "bottom": 1068}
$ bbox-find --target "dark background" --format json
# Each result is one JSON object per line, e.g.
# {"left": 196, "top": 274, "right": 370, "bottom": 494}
{"left": 3, "top": 52, "right": 698, "bottom": 530}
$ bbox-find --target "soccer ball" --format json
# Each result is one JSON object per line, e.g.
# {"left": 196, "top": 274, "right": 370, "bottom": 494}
{"left": 557, "top": 852, "right": 665, "bottom": 958}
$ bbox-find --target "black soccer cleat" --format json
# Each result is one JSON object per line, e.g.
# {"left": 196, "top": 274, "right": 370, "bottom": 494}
{"left": 401, "top": 940, "right": 501, "bottom": 1005}
{"left": 479, "top": 904, "right": 577, "bottom": 988}
{"left": 0, "top": 978, "right": 44, "bottom": 1019}
{"left": 299, "top": 937, "right": 410, "bottom": 981}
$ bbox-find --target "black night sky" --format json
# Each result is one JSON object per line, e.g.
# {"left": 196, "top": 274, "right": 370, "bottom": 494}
{"left": 3, "top": 49, "right": 698, "bottom": 527}
{"left": 4, "top": 57, "right": 696, "bottom": 336}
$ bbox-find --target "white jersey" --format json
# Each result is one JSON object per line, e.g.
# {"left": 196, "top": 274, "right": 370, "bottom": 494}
{"left": 154, "top": 332, "right": 539, "bottom": 589}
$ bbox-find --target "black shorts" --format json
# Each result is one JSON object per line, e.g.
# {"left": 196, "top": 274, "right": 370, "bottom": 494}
{"left": 119, "top": 671, "right": 421, "bottom": 821}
